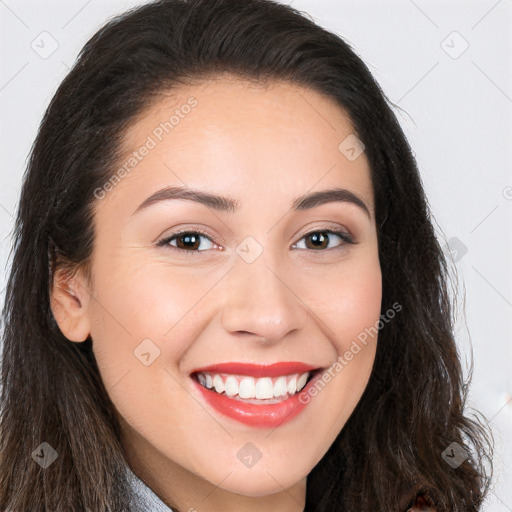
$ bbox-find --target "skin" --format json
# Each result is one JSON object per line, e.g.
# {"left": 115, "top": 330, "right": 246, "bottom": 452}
{"left": 50, "top": 75, "right": 382, "bottom": 512}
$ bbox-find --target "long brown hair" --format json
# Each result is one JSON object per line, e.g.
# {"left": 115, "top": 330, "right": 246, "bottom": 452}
{"left": 1, "top": 0, "right": 493, "bottom": 510}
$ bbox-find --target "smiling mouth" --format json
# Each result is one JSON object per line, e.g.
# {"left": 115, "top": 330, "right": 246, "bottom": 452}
{"left": 190, "top": 368, "right": 322, "bottom": 404}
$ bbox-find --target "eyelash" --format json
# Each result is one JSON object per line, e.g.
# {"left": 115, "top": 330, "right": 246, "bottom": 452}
{"left": 156, "top": 227, "right": 355, "bottom": 255}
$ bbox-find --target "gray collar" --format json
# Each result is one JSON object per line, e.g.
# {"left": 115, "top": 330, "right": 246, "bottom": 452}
{"left": 126, "top": 464, "right": 175, "bottom": 512}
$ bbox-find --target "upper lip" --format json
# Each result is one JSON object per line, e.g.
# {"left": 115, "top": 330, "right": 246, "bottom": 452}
{"left": 190, "top": 361, "right": 322, "bottom": 378}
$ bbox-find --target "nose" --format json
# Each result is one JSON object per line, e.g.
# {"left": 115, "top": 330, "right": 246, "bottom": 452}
{"left": 220, "top": 254, "right": 308, "bottom": 343}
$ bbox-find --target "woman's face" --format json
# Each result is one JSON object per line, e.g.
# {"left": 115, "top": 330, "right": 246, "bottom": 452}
{"left": 58, "top": 76, "right": 382, "bottom": 508}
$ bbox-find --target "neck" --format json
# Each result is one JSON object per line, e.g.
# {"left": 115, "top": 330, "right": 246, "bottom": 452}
{"left": 120, "top": 419, "right": 307, "bottom": 512}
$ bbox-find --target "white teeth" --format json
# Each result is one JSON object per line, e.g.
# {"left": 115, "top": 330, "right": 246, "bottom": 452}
{"left": 273, "top": 376, "right": 288, "bottom": 397}
{"left": 224, "top": 376, "right": 238, "bottom": 396}
{"left": 238, "top": 377, "right": 255, "bottom": 399}
{"left": 255, "top": 377, "right": 274, "bottom": 399}
{"left": 287, "top": 375, "right": 297, "bottom": 395}
{"left": 213, "top": 374, "right": 225, "bottom": 394}
{"left": 195, "top": 371, "right": 312, "bottom": 400}
{"left": 296, "top": 372, "right": 308, "bottom": 391}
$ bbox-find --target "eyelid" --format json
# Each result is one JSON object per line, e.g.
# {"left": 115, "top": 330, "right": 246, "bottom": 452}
{"left": 291, "top": 226, "right": 354, "bottom": 251}
{"left": 156, "top": 228, "right": 221, "bottom": 252}
{"left": 297, "top": 225, "right": 354, "bottom": 243}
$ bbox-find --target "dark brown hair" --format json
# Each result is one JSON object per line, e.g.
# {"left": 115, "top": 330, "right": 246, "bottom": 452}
{"left": 1, "top": 0, "right": 493, "bottom": 510}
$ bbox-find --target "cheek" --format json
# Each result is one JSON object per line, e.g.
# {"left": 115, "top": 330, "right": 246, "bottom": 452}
{"left": 302, "top": 252, "right": 382, "bottom": 349}
{"left": 281, "top": 255, "right": 382, "bottom": 459}
{"left": 88, "top": 259, "right": 221, "bottom": 396}
{"left": 337, "top": 263, "right": 382, "bottom": 343}
{"left": 91, "top": 256, "right": 217, "bottom": 347}
{"left": 87, "top": 265, "right": 211, "bottom": 437}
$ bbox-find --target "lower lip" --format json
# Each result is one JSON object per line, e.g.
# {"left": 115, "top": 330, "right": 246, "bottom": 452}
{"left": 191, "top": 370, "right": 324, "bottom": 428}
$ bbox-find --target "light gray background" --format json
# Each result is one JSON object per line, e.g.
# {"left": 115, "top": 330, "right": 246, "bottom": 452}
{"left": 0, "top": 1, "right": 510, "bottom": 510}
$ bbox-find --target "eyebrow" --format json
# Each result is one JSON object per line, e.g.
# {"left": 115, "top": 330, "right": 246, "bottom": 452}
{"left": 131, "top": 185, "right": 371, "bottom": 218}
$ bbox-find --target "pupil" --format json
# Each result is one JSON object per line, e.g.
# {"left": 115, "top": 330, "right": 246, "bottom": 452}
{"left": 180, "top": 234, "right": 199, "bottom": 250}
{"left": 308, "top": 232, "right": 328, "bottom": 249}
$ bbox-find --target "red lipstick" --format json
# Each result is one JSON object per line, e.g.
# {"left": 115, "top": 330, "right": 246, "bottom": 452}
{"left": 190, "top": 361, "right": 324, "bottom": 428}
{"left": 191, "top": 361, "right": 318, "bottom": 378}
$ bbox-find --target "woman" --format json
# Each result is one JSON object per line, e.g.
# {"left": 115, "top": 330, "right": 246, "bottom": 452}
{"left": 0, "top": 0, "right": 493, "bottom": 511}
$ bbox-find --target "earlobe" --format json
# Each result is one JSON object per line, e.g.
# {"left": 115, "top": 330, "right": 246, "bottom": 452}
{"left": 50, "top": 267, "right": 92, "bottom": 343}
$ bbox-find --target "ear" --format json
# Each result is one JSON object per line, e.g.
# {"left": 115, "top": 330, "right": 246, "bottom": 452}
{"left": 50, "top": 266, "right": 92, "bottom": 343}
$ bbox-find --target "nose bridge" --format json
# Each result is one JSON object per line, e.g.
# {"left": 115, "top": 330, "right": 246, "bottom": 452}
{"left": 220, "top": 248, "right": 307, "bottom": 341}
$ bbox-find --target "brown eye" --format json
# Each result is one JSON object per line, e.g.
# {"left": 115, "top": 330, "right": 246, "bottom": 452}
{"left": 157, "top": 231, "right": 217, "bottom": 253}
{"left": 305, "top": 231, "right": 329, "bottom": 250}
{"left": 293, "top": 229, "right": 354, "bottom": 251}
{"left": 174, "top": 233, "right": 202, "bottom": 250}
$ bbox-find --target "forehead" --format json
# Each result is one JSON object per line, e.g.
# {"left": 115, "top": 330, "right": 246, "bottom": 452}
{"left": 100, "top": 75, "right": 374, "bottom": 218}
